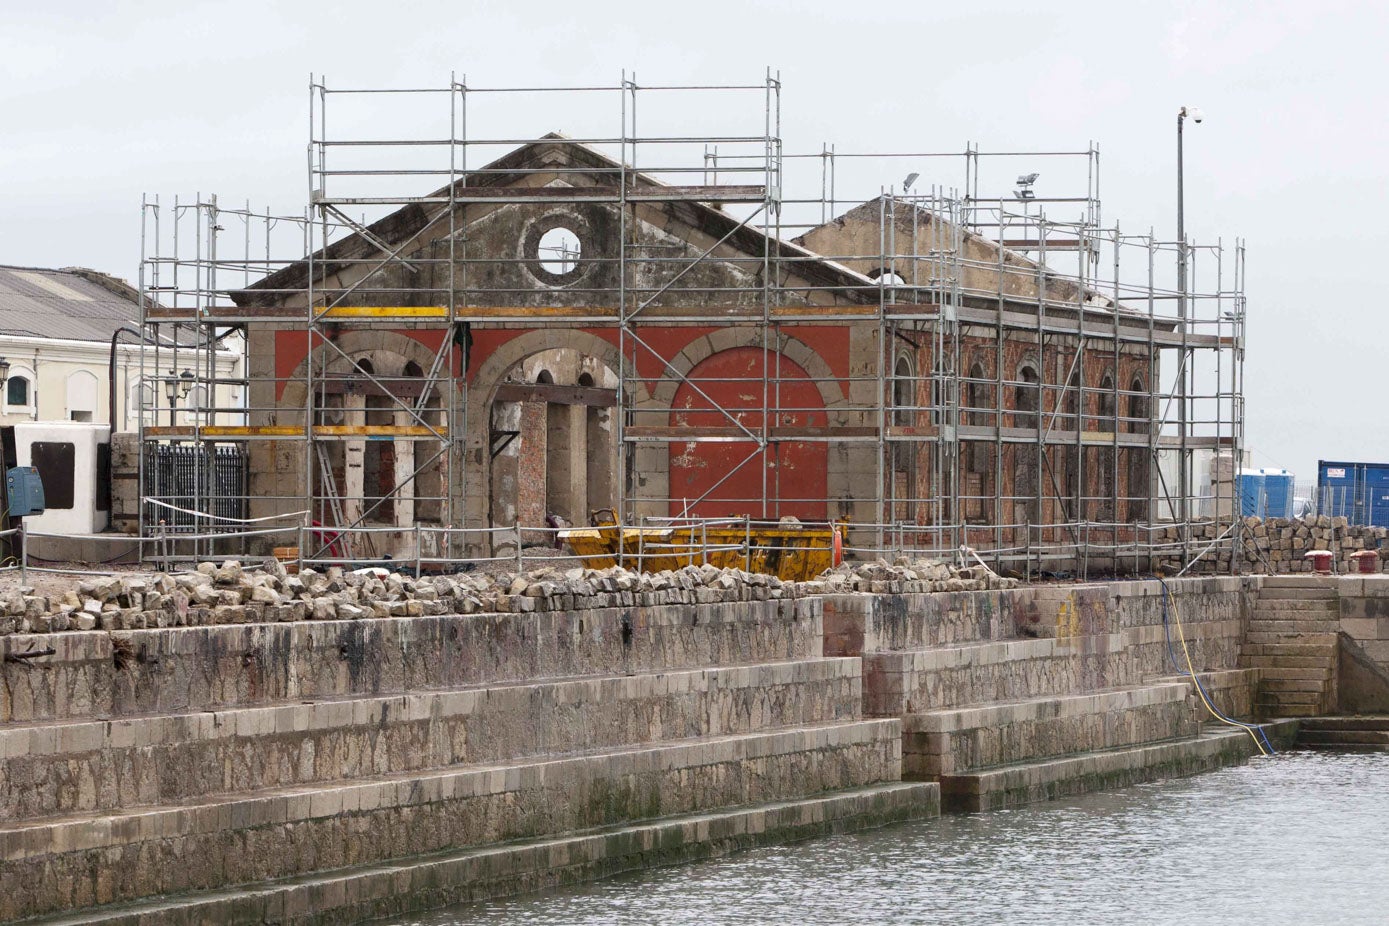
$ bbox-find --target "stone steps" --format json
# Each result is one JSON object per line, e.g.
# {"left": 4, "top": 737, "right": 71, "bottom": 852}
{"left": 0, "top": 658, "right": 863, "bottom": 821}
{"left": 1248, "top": 620, "right": 1338, "bottom": 635}
{"left": 937, "top": 722, "right": 1294, "bottom": 813}
{"left": 863, "top": 634, "right": 1138, "bottom": 716}
{"left": 1299, "top": 715, "right": 1389, "bottom": 732}
{"left": 1256, "top": 667, "right": 1333, "bottom": 682}
{"left": 1243, "top": 581, "right": 1341, "bottom": 718}
{"left": 1251, "top": 599, "right": 1339, "bottom": 611}
{"left": 1295, "top": 716, "right": 1389, "bottom": 746}
{"left": 901, "top": 681, "right": 1197, "bottom": 779}
{"left": 10, "top": 782, "right": 938, "bottom": 926}
{"left": 1297, "top": 729, "right": 1389, "bottom": 749}
{"left": 0, "top": 719, "right": 902, "bottom": 922}
{"left": 1244, "top": 631, "right": 1338, "bottom": 646}
{"left": 1243, "top": 641, "right": 1336, "bottom": 658}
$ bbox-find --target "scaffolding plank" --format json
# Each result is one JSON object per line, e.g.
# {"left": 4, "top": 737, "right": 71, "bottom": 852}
{"left": 624, "top": 426, "right": 879, "bottom": 441}
{"left": 315, "top": 184, "right": 767, "bottom": 206}
{"left": 144, "top": 425, "right": 449, "bottom": 439}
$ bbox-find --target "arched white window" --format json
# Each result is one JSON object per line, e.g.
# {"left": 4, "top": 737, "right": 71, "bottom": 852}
{"left": 67, "top": 370, "right": 98, "bottom": 423}
{"left": 4, "top": 366, "right": 35, "bottom": 414}
{"left": 129, "top": 378, "right": 157, "bottom": 429}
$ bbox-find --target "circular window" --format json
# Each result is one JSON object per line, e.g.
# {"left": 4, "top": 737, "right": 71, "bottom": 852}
{"left": 524, "top": 216, "right": 591, "bottom": 286}
{"left": 537, "top": 226, "right": 582, "bottom": 275}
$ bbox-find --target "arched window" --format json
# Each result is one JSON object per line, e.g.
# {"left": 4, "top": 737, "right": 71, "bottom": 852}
{"left": 1096, "top": 373, "right": 1117, "bottom": 426}
{"left": 1062, "top": 367, "right": 1080, "bottom": 432}
{"left": 869, "top": 267, "right": 907, "bottom": 287}
{"left": 65, "top": 370, "right": 98, "bottom": 422}
{"left": 1127, "top": 377, "right": 1149, "bottom": 434}
{"left": 536, "top": 369, "right": 554, "bottom": 385}
{"left": 1095, "top": 373, "right": 1117, "bottom": 522}
{"left": 129, "top": 378, "right": 157, "bottom": 429}
{"left": 5, "top": 371, "right": 33, "bottom": 410}
{"left": 1014, "top": 364, "right": 1039, "bottom": 429}
{"left": 891, "top": 355, "right": 917, "bottom": 520}
{"left": 1126, "top": 377, "right": 1150, "bottom": 520}
{"left": 893, "top": 356, "right": 914, "bottom": 427}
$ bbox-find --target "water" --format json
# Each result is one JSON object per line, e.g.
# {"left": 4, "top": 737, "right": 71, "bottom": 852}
{"left": 397, "top": 752, "right": 1389, "bottom": 925}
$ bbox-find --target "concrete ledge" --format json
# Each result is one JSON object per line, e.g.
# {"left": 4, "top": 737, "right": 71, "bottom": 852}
{"left": 15, "top": 783, "right": 938, "bottom": 926}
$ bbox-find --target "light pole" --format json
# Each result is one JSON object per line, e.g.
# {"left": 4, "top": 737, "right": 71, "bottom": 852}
{"left": 1176, "top": 105, "right": 1202, "bottom": 535}
{"left": 163, "top": 370, "right": 194, "bottom": 428}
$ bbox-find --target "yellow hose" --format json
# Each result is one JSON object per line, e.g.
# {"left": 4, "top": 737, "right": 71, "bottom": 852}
{"left": 1168, "top": 592, "right": 1270, "bottom": 757}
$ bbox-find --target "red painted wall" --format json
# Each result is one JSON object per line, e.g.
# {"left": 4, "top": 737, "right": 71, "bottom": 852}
{"left": 668, "top": 347, "right": 828, "bottom": 521}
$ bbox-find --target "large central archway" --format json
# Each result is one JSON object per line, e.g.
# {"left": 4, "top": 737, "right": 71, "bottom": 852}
{"left": 668, "top": 347, "right": 828, "bottom": 521}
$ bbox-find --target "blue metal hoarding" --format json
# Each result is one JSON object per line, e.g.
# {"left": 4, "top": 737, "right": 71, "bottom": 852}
{"left": 1317, "top": 460, "right": 1389, "bottom": 528}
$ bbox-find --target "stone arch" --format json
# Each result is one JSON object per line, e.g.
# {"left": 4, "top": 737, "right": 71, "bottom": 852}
{"left": 667, "top": 346, "right": 828, "bottom": 522}
{"left": 649, "top": 328, "right": 847, "bottom": 415}
{"left": 279, "top": 329, "right": 446, "bottom": 412}
{"left": 277, "top": 330, "right": 449, "bottom": 536}
{"left": 465, "top": 328, "right": 646, "bottom": 542}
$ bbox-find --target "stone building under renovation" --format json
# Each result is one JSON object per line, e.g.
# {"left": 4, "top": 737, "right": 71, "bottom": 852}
{"left": 135, "top": 76, "right": 1245, "bottom": 572}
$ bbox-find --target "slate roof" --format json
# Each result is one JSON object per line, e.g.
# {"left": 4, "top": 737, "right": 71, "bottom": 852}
{"left": 0, "top": 265, "right": 141, "bottom": 342}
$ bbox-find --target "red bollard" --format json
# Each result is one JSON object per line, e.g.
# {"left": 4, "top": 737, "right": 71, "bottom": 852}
{"left": 1352, "top": 550, "right": 1381, "bottom": 574}
{"left": 1305, "top": 550, "right": 1334, "bottom": 575}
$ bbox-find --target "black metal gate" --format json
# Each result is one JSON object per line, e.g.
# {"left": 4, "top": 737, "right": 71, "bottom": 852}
{"left": 143, "top": 443, "right": 248, "bottom": 531}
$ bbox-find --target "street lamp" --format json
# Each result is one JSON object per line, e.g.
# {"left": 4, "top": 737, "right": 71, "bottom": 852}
{"left": 163, "top": 370, "right": 194, "bottom": 427}
{"left": 1176, "top": 106, "right": 1202, "bottom": 531}
{"left": 0, "top": 357, "right": 10, "bottom": 403}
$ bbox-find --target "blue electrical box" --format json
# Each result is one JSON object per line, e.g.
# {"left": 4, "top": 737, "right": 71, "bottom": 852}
{"left": 7, "top": 466, "right": 46, "bottom": 517}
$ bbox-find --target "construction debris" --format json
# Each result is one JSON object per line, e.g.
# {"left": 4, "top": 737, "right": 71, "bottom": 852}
{"left": 0, "top": 557, "right": 1013, "bottom": 636}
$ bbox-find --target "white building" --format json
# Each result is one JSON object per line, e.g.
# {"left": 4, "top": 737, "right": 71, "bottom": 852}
{"left": 0, "top": 265, "right": 241, "bottom": 430}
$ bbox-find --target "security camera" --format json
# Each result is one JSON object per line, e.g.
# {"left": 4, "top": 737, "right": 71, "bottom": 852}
{"left": 1182, "top": 105, "right": 1204, "bottom": 123}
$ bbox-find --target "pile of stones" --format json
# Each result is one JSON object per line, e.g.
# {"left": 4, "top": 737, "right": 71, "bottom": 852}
{"left": 0, "top": 555, "right": 1004, "bottom": 636}
{"left": 1155, "top": 515, "right": 1386, "bottom": 575}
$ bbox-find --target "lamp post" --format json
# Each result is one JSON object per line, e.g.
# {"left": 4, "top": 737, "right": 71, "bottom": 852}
{"left": 163, "top": 370, "right": 194, "bottom": 428}
{"left": 0, "top": 357, "right": 10, "bottom": 408}
{"left": 1176, "top": 106, "right": 1202, "bottom": 533}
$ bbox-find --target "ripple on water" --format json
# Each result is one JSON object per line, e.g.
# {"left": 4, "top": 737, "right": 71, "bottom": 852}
{"left": 388, "top": 752, "right": 1389, "bottom": 926}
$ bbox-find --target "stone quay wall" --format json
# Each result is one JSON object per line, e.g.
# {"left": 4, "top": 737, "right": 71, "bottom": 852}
{"left": 0, "top": 560, "right": 1279, "bottom": 922}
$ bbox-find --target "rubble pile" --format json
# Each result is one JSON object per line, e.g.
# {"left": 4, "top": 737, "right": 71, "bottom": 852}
{"left": 1156, "top": 515, "right": 1387, "bottom": 575}
{"left": 0, "top": 555, "right": 1008, "bottom": 636}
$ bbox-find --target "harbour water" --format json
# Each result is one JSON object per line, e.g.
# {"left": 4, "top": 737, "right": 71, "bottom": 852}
{"left": 398, "top": 751, "right": 1389, "bottom": 925}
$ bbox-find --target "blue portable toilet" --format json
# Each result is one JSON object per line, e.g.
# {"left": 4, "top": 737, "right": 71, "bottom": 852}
{"left": 1239, "top": 470, "right": 1265, "bottom": 518}
{"left": 1260, "top": 469, "right": 1295, "bottom": 519}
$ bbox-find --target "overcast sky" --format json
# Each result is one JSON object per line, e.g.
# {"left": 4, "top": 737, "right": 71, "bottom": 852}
{"left": 3, "top": 0, "right": 1384, "bottom": 484}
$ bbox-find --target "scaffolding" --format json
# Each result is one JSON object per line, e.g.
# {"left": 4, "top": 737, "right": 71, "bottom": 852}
{"left": 136, "top": 73, "right": 1246, "bottom": 576}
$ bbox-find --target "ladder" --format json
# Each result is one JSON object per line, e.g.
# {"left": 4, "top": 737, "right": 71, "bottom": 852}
{"left": 314, "top": 442, "right": 355, "bottom": 562}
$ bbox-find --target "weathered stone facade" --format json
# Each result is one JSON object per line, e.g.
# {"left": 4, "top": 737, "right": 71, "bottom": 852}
{"left": 228, "top": 138, "right": 1164, "bottom": 560}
